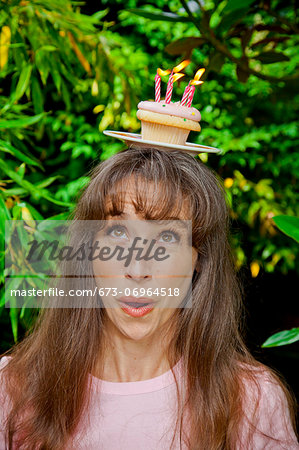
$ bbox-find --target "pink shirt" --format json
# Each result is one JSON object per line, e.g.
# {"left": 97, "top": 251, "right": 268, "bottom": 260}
{"left": 0, "top": 356, "right": 298, "bottom": 449}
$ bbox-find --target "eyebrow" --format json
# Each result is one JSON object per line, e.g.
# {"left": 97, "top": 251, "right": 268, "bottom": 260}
{"left": 107, "top": 213, "right": 191, "bottom": 230}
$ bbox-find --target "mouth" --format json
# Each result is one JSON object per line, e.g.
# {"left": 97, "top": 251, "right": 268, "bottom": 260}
{"left": 118, "top": 297, "right": 155, "bottom": 308}
{"left": 117, "top": 297, "right": 156, "bottom": 317}
{"left": 122, "top": 302, "right": 151, "bottom": 308}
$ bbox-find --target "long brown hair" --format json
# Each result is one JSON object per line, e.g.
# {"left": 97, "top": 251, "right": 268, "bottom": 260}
{"left": 1, "top": 147, "right": 297, "bottom": 449}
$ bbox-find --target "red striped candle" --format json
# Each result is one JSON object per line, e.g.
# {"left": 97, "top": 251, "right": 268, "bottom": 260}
{"left": 186, "top": 68, "right": 205, "bottom": 107}
{"left": 155, "top": 71, "right": 161, "bottom": 102}
{"left": 181, "top": 82, "right": 190, "bottom": 106}
{"left": 165, "top": 71, "right": 173, "bottom": 104}
{"left": 164, "top": 61, "right": 190, "bottom": 104}
{"left": 186, "top": 85, "right": 195, "bottom": 107}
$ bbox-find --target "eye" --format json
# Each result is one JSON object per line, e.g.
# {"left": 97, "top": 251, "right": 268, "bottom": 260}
{"left": 158, "top": 230, "right": 180, "bottom": 244}
{"left": 106, "top": 225, "right": 128, "bottom": 239}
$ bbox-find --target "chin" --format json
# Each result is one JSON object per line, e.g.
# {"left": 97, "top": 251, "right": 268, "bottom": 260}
{"left": 119, "top": 322, "right": 156, "bottom": 341}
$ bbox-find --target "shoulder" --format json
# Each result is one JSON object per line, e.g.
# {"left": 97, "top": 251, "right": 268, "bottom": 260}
{"left": 0, "top": 356, "right": 12, "bottom": 386}
{"left": 0, "top": 356, "right": 12, "bottom": 370}
{"left": 237, "top": 363, "right": 299, "bottom": 449}
{"left": 0, "top": 356, "right": 13, "bottom": 407}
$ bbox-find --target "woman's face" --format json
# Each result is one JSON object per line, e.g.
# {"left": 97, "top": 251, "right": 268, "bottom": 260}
{"left": 92, "top": 179, "right": 198, "bottom": 342}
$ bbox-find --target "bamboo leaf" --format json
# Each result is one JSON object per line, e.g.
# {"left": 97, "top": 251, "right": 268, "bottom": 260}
{"left": 0, "top": 140, "right": 43, "bottom": 169}
{"left": 0, "top": 158, "right": 73, "bottom": 207}
{"left": 31, "top": 76, "right": 44, "bottom": 115}
{"left": 0, "top": 113, "right": 44, "bottom": 129}
{"left": 5, "top": 277, "right": 23, "bottom": 342}
{"left": 0, "top": 195, "right": 11, "bottom": 243}
{"left": 36, "top": 176, "right": 62, "bottom": 189}
{"left": 10, "top": 307, "right": 18, "bottom": 342}
{"left": 36, "top": 45, "right": 58, "bottom": 52}
{"left": 25, "top": 203, "right": 44, "bottom": 220}
{"left": 1, "top": 188, "right": 27, "bottom": 196}
{"left": 14, "top": 64, "right": 33, "bottom": 101}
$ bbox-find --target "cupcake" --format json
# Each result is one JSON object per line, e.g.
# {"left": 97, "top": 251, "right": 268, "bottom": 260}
{"left": 137, "top": 100, "right": 201, "bottom": 146}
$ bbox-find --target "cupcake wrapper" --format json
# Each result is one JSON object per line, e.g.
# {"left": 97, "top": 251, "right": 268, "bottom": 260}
{"left": 141, "top": 122, "right": 190, "bottom": 146}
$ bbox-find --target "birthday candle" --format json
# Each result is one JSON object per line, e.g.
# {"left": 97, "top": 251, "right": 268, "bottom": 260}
{"left": 165, "top": 71, "right": 174, "bottom": 104}
{"left": 186, "top": 68, "right": 205, "bottom": 108}
{"left": 186, "top": 85, "right": 196, "bottom": 107}
{"left": 155, "top": 68, "right": 171, "bottom": 103}
{"left": 165, "top": 60, "right": 190, "bottom": 104}
{"left": 181, "top": 82, "right": 191, "bottom": 106}
{"left": 155, "top": 71, "right": 161, "bottom": 102}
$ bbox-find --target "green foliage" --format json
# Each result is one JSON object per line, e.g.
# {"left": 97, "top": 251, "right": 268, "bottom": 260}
{"left": 262, "top": 214, "right": 299, "bottom": 348}
{"left": 272, "top": 215, "right": 299, "bottom": 243}
{"left": 0, "top": 0, "right": 298, "bottom": 341}
{"left": 262, "top": 328, "right": 299, "bottom": 348}
{"left": 118, "top": 0, "right": 299, "bottom": 275}
{"left": 0, "top": 0, "right": 146, "bottom": 340}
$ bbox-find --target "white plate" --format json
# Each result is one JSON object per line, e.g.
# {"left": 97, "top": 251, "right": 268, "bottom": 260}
{"left": 103, "top": 130, "right": 222, "bottom": 156}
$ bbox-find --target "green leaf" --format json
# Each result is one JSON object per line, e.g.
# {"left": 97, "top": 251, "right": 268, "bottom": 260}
{"left": 10, "top": 307, "right": 19, "bottom": 343}
{"left": 90, "top": 9, "right": 109, "bottom": 22}
{"left": 35, "top": 176, "right": 62, "bottom": 189}
{"left": 13, "top": 64, "right": 33, "bottom": 102}
{"left": 262, "top": 328, "right": 299, "bottom": 348}
{"left": 25, "top": 203, "right": 44, "bottom": 220}
{"left": 48, "top": 211, "right": 71, "bottom": 220}
{"left": 218, "top": 8, "right": 249, "bottom": 33}
{"left": 35, "top": 50, "right": 50, "bottom": 85}
{"left": 31, "top": 76, "right": 44, "bottom": 115}
{"left": 16, "top": 163, "right": 26, "bottom": 179}
{"left": 5, "top": 277, "right": 23, "bottom": 342}
{"left": 0, "top": 196, "right": 11, "bottom": 220}
{"left": 125, "top": 9, "right": 191, "bottom": 23}
{"left": 0, "top": 158, "right": 73, "bottom": 207}
{"left": 272, "top": 215, "right": 299, "bottom": 243}
{"left": 61, "top": 79, "right": 71, "bottom": 110}
{"left": 223, "top": 0, "right": 256, "bottom": 13}
{"left": 0, "top": 195, "right": 11, "bottom": 242}
{"left": 36, "top": 45, "right": 58, "bottom": 52}
{"left": 0, "top": 140, "right": 43, "bottom": 169}
{"left": 0, "top": 113, "right": 44, "bottom": 129}
{"left": 1, "top": 188, "right": 27, "bottom": 196}
{"left": 254, "top": 51, "right": 290, "bottom": 64}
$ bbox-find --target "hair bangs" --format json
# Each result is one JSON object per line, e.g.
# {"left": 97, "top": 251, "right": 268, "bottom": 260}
{"left": 101, "top": 171, "right": 190, "bottom": 222}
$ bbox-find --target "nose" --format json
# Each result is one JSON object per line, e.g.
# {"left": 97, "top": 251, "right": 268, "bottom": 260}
{"left": 124, "top": 260, "right": 152, "bottom": 281}
{"left": 125, "top": 272, "right": 152, "bottom": 280}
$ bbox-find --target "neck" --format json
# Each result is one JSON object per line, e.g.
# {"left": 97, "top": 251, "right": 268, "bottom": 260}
{"left": 93, "top": 314, "right": 179, "bottom": 382}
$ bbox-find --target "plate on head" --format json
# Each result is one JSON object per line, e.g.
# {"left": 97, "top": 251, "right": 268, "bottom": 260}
{"left": 103, "top": 130, "right": 222, "bottom": 156}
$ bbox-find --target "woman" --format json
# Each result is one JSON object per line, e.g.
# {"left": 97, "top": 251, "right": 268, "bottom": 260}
{"left": 0, "top": 147, "right": 298, "bottom": 449}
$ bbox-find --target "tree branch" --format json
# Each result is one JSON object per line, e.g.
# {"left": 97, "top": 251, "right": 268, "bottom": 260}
{"left": 265, "top": 7, "right": 299, "bottom": 33}
{"left": 180, "top": 0, "right": 299, "bottom": 83}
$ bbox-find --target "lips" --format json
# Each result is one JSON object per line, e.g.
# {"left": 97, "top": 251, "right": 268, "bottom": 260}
{"left": 118, "top": 297, "right": 155, "bottom": 317}
{"left": 118, "top": 296, "right": 155, "bottom": 307}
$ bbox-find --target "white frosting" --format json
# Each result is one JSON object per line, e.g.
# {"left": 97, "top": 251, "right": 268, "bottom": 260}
{"left": 138, "top": 101, "right": 201, "bottom": 122}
